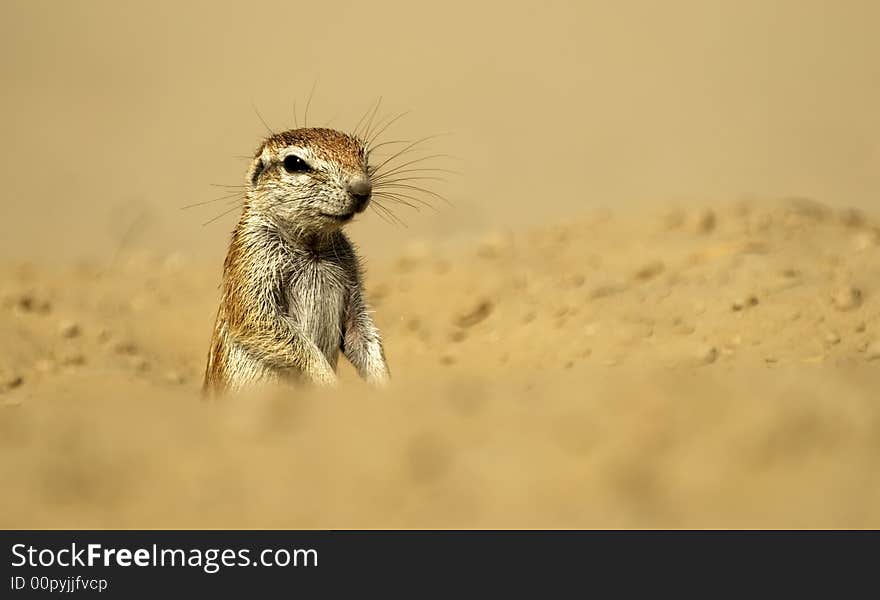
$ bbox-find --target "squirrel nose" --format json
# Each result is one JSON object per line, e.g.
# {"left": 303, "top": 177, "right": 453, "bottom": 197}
{"left": 348, "top": 176, "right": 372, "bottom": 210}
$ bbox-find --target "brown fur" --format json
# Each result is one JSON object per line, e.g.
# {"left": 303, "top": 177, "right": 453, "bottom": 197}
{"left": 203, "top": 128, "right": 389, "bottom": 394}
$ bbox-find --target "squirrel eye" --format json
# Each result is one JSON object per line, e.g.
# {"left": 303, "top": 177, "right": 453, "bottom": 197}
{"left": 283, "top": 155, "right": 310, "bottom": 173}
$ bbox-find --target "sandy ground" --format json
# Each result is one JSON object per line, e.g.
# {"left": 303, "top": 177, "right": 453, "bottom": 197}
{"left": 3, "top": 0, "right": 880, "bottom": 529}
{"left": 2, "top": 198, "right": 879, "bottom": 528}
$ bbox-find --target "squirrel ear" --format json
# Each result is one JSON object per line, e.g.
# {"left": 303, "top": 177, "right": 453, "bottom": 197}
{"left": 248, "top": 145, "right": 271, "bottom": 186}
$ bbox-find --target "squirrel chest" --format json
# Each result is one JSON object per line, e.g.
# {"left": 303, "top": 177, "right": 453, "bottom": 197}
{"left": 283, "top": 255, "right": 351, "bottom": 363}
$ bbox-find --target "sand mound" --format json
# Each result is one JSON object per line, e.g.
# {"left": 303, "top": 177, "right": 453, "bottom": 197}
{"left": 2, "top": 199, "right": 879, "bottom": 528}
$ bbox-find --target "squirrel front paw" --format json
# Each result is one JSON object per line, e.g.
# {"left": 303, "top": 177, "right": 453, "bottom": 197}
{"left": 308, "top": 360, "right": 338, "bottom": 387}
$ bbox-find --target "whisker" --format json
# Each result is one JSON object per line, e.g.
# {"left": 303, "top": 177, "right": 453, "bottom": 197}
{"left": 372, "top": 175, "right": 448, "bottom": 185}
{"left": 374, "top": 183, "right": 449, "bottom": 204}
{"left": 368, "top": 135, "right": 447, "bottom": 174}
{"left": 210, "top": 183, "right": 250, "bottom": 189}
{"left": 360, "top": 111, "right": 393, "bottom": 144}
{"left": 373, "top": 192, "right": 421, "bottom": 210}
{"left": 359, "top": 97, "right": 383, "bottom": 141}
{"left": 368, "top": 139, "right": 438, "bottom": 165}
{"left": 371, "top": 199, "right": 408, "bottom": 227}
{"left": 329, "top": 225, "right": 343, "bottom": 263}
{"left": 374, "top": 190, "right": 437, "bottom": 211}
{"left": 372, "top": 166, "right": 461, "bottom": 180}
{"left": 252, "top": 103, "right": 274, "bottom": 135}
{"left": 366, "top": 111, "right": 410, "bottom": 149}
{"left": 273, "top": 186, "right": 327, "bottom": 207}
{"left": 352, "top": 98, "right": 380, "bottom": 138}
{"left": 371, "top": 154, "right": 456, "bottom": 179}
{"left": 366, "top": 139, "right": 413, "bottom": 153}
{"left": 181, "top": 193, "right": 245, "bottom": 210}
{"left": 202, "top": 202, "right": 246, "bottom": 226}
{"left": 362, "top": 104, "right": 387, "bottom": 143}
{"left": 303, "top": 78, "right": 318, "bottom": 127}
{"left": 368, "top": 201, "right": 394, "bottom": 225}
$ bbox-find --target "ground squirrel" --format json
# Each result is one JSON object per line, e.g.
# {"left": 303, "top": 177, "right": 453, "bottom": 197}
{"left": 203, "top": 127, "right": 390, "bottom": 394}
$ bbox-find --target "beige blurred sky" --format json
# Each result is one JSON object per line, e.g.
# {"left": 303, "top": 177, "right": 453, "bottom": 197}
{"left": 1, "top": 0, "right": 879, "bottom": 262}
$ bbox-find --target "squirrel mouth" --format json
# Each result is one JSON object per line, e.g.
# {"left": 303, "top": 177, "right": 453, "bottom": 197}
{"left": 321, "top": 211, "right": 355, "bottom": 222}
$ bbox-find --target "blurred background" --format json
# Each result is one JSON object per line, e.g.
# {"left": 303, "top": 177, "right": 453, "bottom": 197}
{"left": 2, "top": 0, "right": 879, "bottom": 261}
{"left": 2, "top": 1, "right": 880, "bottom": 528}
